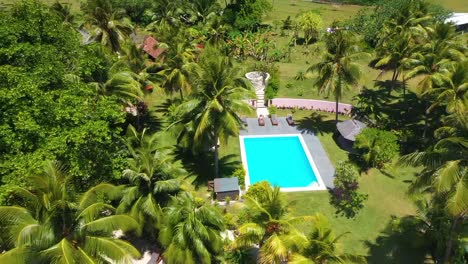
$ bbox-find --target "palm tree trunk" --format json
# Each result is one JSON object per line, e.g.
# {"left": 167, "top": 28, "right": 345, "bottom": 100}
{"left": 335, "top": 77, "right": 341, "bottom": 124}
{"left": 214, "top": 136, "right": 219, "bottom": 179}
{"left": 444, "top": 213, "right": 465, "bottom": 263}
{"left": 179, "top": 88, "right": 184, "bottom": 101}
{"left": 335, "top": 95, "right": 339, "bottom": 124}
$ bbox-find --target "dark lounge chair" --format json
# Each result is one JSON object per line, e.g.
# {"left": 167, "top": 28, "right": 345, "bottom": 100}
{"left": 258, "top": 115, "right": 265, "bottom": 126}
{"left": 270, "top": 114, "right": 278, "bottom": 126}
{"left": 286, "top": 114, "right": 295, "bottom": 126}
{"left": 241, "top": 115, "right": 248, "bottom": 127}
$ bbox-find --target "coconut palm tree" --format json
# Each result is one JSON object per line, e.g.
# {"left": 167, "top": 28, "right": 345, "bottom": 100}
{"left": 172, "top": 49, "right": 254, "bottom": 178}
{"left": 117, "top": 125, "right": 189, "bottom": 240}
{"left": 82, "top": 0, "right": 134, "bottom": 53}
{"left": 428, "top": 60, "right": 468, "bottom": 116}
{"left": 0, "top": 161, "right": 140, "bottom": 263}
{"left": 289, "top": 214, "right": 366, "bottom": 264}
{"left": 159, "top": 192, "right": 225, "bottom": 264}
{"left": 159, "top": 42, "right": 198, "bottom": 100}
{"left": 399, "top": 111, "right": 467, "bottom": 263}
{"left": 307, "top": 27, "right": 367, "bottom": 123}
{"left": 232, "top": 185, "right": 309, "bottom": 263}
{"left": 404, "top": 23, "right": 466, "bottom": 138}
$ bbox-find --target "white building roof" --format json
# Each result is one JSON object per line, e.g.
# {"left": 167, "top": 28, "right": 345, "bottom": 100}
{"left": 446, "top": 13, "right": 468, "bottom": 26}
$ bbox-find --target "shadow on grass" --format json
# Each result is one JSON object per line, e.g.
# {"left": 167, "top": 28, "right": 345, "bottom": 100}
{"left": 174, "top": 148, "right": 241, "bottom": 187}
{"left": 296, "top": 112, "right": 338, "bottom": 135}
{"left": 366, "top": 216, "right": 432, "bottom": 264}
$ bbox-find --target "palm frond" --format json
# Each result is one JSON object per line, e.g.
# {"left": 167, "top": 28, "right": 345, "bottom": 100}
{"left": 81, "top": 215, "right": 139, "bottom": 234}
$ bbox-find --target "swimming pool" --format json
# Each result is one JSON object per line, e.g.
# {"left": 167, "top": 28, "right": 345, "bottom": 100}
{"left": 239, "top": 135, "right": 326, "bottom": 191}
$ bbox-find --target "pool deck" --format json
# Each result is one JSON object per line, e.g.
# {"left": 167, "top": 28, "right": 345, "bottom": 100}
{"left": 240, "top": 117, "right": 335, "bottom": 189}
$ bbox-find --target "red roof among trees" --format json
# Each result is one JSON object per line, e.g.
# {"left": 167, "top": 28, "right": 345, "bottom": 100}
{"left": 141, "top": 36, "right": 166, "bottom": 59}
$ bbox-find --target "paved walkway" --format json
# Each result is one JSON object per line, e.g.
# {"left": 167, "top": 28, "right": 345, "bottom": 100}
{"left": 272, "top": 98, "right": 352, "bottom": 114}
{"left": 240, "top": 117, "right": 335, "bottom": 189}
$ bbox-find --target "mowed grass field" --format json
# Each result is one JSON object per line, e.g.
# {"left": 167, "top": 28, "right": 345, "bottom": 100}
{"left": 432, "top": 0, "right": 468, "bottom": 12}
{"left": 0, "top": 0, "right": 81, "bottom": 11}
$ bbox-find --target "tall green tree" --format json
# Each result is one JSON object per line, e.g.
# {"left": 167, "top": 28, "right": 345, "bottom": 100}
{"left": 159, "top": 42, "right": 197, "bottom": 100}
{"left": 0, "top": 0, "right": 126, "bottom": 199}
{"left": 0, "top": 161, "right": 140, "bottom": 263}
{"left": 82, "top": 0, "right": 134, "bottom": 53}
{"left": 117, "top": 125, "right": 189, "bottom": 240}
{"left": 159, "top": 192, "right": 225, "bottom": 264}
{"left": 173, "top": 49, "right": 254, "bottom": 178}
{"left": 224, "top": 0, "right": 272, "bottom": 31}
{"left": 400, "top": 111, "right": 467, "bottom": 263}
{"left": 290, "top": 214, "right": 366, "bottom": 264}
{"left": 233, "top": 183, "right": 309, "bottom": 263}
{"left": 307, "top": 27, "right": 367, "bottom": 123}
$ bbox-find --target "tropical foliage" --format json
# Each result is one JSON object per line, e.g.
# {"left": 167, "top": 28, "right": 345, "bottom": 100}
{"left": 354, "top": 128, "right": 400, "bottom": 168}
{"left": 0, "top": 161, "right": 140, "bottom": 263}
{"left": 330, "top": 162, "right": 368, "bottom": 218}
{"left": 307, "top": 26, "right": 367, "bottom": 123}
{"left": 0, "top": 0, "right": 467, "bottom": 263}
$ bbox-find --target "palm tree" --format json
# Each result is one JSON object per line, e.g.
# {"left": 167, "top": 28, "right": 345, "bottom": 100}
{"left": 159, "top": 192, "right": 225, "bottom": 264}
{"left": 233, "top": 185, "right": 309, "bottom": 263}
{"left": 82, "top": 0, "right": 134, "bottom": 53}
{"left": 117, "top": 125, "right": 189, "bottom": 239}
{"left": 399, "top": 112, "right": 467, "bottom": 263}
{"left": 427, "top": 60, "right": 467, "bottom": 118}
{"left": 403, "top": 23, "right": 466, "bottom": 138}
{"left": 290, "top": 214, "right": 366, "bottom": 264}
{"left": 307, "top": 27, "right": 367, "bottom": 123}
{"left": 0, "top": 161, "right": 140, "bottom": 263}
{"left": 159, "top": 42, "right": 198, "bottom": 100}
{"left": 173, "top": 49, "right": 255, "bottom": 178}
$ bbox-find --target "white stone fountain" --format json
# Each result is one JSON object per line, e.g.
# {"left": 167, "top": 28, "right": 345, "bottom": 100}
{"left": 245, "top": 71, "right": 270, "bottom": 117}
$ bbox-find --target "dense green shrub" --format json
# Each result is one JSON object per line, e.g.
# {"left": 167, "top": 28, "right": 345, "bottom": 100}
{"left": 296, "top": 11, "right": 323, "bottom": 44}
{"left": 224, "top": 0, "right": 272, "bottom": 31}
{"left": 0, "top": 1, "right": 126, "bottom": 203}
{"left": 350, "top": 0, "right": 450, "bottom": 47}
{"left": 244, "top": 180, "right": 271, "bottom": 204}
{"left": 331, "top": 162, "right": 368, "bottom": 218}
{"left": 354, "top": 128, "right": 400, "bottom": 168}
{"left": 232, "top": 167, "right": 246, "bottom": 188}
{"left": 109, "top": 0, "right": 153, "bottom": 25}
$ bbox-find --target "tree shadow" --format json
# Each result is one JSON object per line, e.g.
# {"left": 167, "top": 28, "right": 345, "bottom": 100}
{"left": 296, "top": 112, "right": 337, "bottom": 135}
{"left": 366, "top": 216, "right": 432, "bottom": 264}
{"left": 174, "top": 147, "right": 241, "bottom": 187}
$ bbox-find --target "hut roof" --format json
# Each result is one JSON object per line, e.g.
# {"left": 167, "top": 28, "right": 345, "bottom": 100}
{"left": 214, "top": 177, "right": 239, "bottom": 193}
{"left": 141, "top": 36, "right": 166, "bottom": 59}
{"left": 336, "top": 119, "right": 367, "bottom": 141}
{"left": 446, "top": 13, "right": 468, "bottom": 26}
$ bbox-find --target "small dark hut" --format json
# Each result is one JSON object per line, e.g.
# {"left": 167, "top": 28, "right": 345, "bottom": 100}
{"left": 336, "top": 119, "right": 367, "bottom": 150}
{"left": 214, "top": 177, "right": 240, "bottom": 201}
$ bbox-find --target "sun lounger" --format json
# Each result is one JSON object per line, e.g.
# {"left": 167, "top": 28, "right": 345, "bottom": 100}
{"left": 271, "top": 114, "right": 278, "bottom": 126}
{"left": 258, "top": 115, "right": 265, "bottom": 126}
{"left": 286, "top": 114, "right": 295, "bottom": 126}
{"left": 241, "top": 115, "right": 248, "bottom": 127}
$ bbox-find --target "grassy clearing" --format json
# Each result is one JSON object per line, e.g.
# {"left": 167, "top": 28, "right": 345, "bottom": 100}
{"left": 1, "top": 0, "right": 81, "bottom": 11}
{"left": 265, "top": 0, "right": 363, "bottom": 26}
{"left": 432, "top": 0, "right": 468, "bottom": 12}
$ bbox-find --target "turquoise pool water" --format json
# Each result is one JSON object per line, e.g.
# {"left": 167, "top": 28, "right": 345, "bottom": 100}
{"left": 242, "top": 135, "right": 318, "bottom": 188}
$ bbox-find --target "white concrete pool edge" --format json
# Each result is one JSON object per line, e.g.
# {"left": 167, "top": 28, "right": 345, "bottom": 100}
{"left": 239, "top": 134, "right": 327, "bottom": 192}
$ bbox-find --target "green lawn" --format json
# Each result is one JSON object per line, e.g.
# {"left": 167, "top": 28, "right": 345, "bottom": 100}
{"left": 1, "top": 0, "right": 81, "bottom": 11}
{"left": 432, "top": 0, "right": 468, "bottom": 12}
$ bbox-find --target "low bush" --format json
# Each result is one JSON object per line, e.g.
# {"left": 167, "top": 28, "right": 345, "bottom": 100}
{"left": 354, "top": 128, "right": 399, "bottom": 168}
{"left": 331, "top": 162, "right": 368, "bottom": 218}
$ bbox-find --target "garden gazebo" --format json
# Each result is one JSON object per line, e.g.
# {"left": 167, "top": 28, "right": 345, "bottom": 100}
{"left": 336, "top": 119, "right": 367, "bottom": 150}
